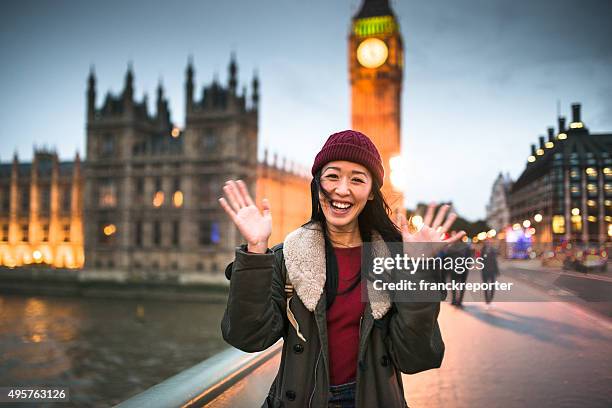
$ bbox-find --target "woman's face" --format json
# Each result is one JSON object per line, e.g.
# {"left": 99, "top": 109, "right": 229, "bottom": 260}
{"left": 319, "top": 160, "right": 374, "bottom": 229}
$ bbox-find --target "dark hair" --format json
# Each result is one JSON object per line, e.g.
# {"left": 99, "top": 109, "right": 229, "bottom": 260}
{"left": 302, "top": 169, "right": 402, "bottom": 309}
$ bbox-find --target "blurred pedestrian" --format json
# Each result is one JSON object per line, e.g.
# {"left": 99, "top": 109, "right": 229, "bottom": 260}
{"left": 444, "top": 236, "right": 471, "bottom": 307}
{"left": 481, "top": 239, "right": 499, "bottom": 305}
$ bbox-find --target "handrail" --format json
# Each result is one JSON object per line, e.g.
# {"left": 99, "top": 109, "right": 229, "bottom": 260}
{"left": 114, "top": 340, "right": 283, "bottom": 408}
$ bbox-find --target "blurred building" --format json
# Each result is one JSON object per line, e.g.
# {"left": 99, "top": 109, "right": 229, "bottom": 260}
{"left": 0, "top": 148, "right": 84, "bottom": 268}
{"left": 0, "top": 56, "right": 310, "bottom": 273}
{"left": 256, "top": 150, "right": 311, "bottom": 246}
{"left": 349, "top": 0, "right": 405, "bottom": 211}
{"left": 508, "top": 103, "right": 612, "bottom": 245}
{"left": 84, "top": 57, "right": 259, "bottom": 273}
{"left": 486, "top": 172, "right": 513, "bottom": 232}
{"left": 84, "top": 57, "right": 310, "bottom": 274}
{"left": 1, "top": 0, "right": 411, "bottom": 273}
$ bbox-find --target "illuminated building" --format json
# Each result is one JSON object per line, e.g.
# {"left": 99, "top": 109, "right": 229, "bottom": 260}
{"left": 256, "top": 151, "right": 311, "bottom": 246}
{"left": 0, "top": 148, "right": 84, "bottom": 268}
{"left": 1, "top": 56, "right": 310, "bottom": 275}
{"left": 84, "top": 57, "right": 309, "bottom": 275}
{"left": 2, "top": 0, "right": 413, "bottom": 275}
{"left": 509, "top": 103, "right": 612, "bottom": 244}
{"left": 349, "top": 0, "right": 405, "bottom": 212}
{"left": 83, "top": 58, "right": 259, "bottom": 273}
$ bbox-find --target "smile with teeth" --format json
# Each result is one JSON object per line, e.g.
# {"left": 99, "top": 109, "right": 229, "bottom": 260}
{"left": 330, "top": 201, "right": 353, "bottom": 210}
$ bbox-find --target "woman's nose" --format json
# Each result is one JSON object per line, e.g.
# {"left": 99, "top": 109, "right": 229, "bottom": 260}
{"left": 335, "top": 178, "right": 350, "bottom": 195}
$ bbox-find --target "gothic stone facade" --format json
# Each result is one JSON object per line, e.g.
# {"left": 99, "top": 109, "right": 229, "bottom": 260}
{"left": 84, "top": 57, "right": 258, "bottom": 275}
{"left": 0, "top": 149, "right": 84, "bottom": 268}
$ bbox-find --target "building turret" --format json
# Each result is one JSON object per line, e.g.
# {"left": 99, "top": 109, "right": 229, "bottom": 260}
{"left": 156, "top": 80, "right": 170, "bottom": 124}
{"left": 355, "top": 0, "right": 395, "bottom": 19}
{"left": 228, "top": 52, "right": 238, "bottom": 94}
{"left": 569, "top": 103, "right": 586, "bottom": 130}
{"left": 251, "top": 71, "right": 259, "bottom": 109}
{"left": 558, "top": 116, "right": 566, "bottom": 134}
{"left": 87, "top": 65, "right": 96, "bottom": 120}
{"left": 123, "top": 63, "right": 135, "bottom": 108}
{"left": 186, "top": 56, "right": 194, "bottom": 112}
{"left": 547, "top": 127, "right": 555, "bottom": 146}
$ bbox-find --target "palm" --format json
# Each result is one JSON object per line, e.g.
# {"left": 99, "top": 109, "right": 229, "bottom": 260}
{"left": 218, "top": 179, "right": 273, "bottom": 252}
{"left": 234, "top": 204, "right": 272, "bottom": 245}
{"left": 397, "top": 203, "right": 466, "bottom": 258}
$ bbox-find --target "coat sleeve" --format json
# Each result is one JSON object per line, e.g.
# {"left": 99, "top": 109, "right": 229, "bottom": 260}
{"left": 220, "top": 244, "right": 287, "bottom": 353}
{"left": 383, "top": 267, "right": 445, "bottom": 374}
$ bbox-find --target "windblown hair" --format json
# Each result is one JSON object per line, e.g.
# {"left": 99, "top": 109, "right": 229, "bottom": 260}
{"left": 302, "top": 169, "right": 402, "bottom": 309}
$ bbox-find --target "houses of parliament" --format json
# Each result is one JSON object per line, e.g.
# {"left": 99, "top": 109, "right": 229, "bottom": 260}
{"left": 0, "top": 0, "right": 406, "bottom": 276}
{"left": 0, "top": 57, "right": 311, "bottom": 274}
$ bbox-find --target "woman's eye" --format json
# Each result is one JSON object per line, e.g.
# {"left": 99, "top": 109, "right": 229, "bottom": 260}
{"left": 352, "top": 178, "right": 365, "bottom": 183}
{"left": 326, "top": 174, "right": 339, "bottom": 179}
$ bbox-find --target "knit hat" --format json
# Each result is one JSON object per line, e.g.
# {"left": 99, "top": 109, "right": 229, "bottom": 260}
{"left": 311, "top": 130, "right": 384, "bottom": 187}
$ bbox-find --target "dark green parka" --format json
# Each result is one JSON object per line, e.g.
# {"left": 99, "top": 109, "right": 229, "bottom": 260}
{"left": 221, "top": 223, "right": 445, "bottom": 407}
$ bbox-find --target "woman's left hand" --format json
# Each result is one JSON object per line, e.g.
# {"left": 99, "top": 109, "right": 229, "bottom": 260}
{"left": 396, "top": 202, "right": 466, "bottom": 258}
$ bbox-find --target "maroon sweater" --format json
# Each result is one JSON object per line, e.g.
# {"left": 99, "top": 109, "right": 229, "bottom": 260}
{"left": 327, "top": 246, "right": 366, "bottom": 386}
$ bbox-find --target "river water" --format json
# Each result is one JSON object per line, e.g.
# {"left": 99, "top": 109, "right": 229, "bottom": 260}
{"left": 0, "top": 293, "right": 228, "bottom": 407}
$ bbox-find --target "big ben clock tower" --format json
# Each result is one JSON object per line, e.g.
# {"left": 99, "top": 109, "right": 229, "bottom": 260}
{"left": 350, "top": 0, "right": 404, "bottom": 211}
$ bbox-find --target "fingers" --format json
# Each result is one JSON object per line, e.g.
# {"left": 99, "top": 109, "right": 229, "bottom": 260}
{"left": 223, "top": 180, "right": 246, "bottom": 212}
{"left": 228, "top": 180, "right": 247, "bottom": 207}
{"left": 262, "top": 198, "right": 272, "bottom": 219}
{"left": 440, "top": 212, "right": 458, "bottom": 233}
{"left": 396, "top": 211, "right": 409, "bottom": 237}
{"left": 432, "top": 204, "right": 449, "bottom": 229}
{"left": 236, "top": 179, "right": 255, "bottom": 206}
{"left": 445, "top": 230, "right": 466, "bottom": 244}
{"left": 422, "top": 202, "right": 436, "bottom": 226}
{"left": 218, "top": 197, "right": 238, "bottom": 224}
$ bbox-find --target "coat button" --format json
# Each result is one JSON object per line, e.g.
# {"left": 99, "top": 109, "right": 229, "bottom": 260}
{"left": 381, "top": 355, "right": 389, "bottom": 367}
{"left": 293, "top": 344, "right": 304, "bottom": 354}
{"left": 285, "top": 390, "right": 296, "bottom": 401}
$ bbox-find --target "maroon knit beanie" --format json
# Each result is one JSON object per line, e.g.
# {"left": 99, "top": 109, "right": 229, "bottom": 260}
{"left": 311, "top": 130, "right": 384, "bottom": 187}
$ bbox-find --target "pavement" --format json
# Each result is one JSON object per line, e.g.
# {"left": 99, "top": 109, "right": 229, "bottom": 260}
{"left": 402, "top": 261, "right": 612, "bottom": 408}
{"left": 501, "top": 259, "right": 612, "bottom": 282}
{"left": 498, "top": 259, "right": 612, "bottom": 318}
{"left": 205, "top": 260, "right": 612, "bottom": 408}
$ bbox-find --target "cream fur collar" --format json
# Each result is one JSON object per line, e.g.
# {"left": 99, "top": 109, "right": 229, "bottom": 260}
{"left": 283, "top": 223, "right": 392, "bottom": 319}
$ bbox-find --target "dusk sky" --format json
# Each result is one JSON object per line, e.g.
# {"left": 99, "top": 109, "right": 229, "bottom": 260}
{"left": 1, "top": 0, "right": 611, "bottom": 220}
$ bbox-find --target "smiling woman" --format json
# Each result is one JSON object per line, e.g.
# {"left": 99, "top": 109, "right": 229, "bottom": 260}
{"left": 318, "top": 162, "right": 374, "bottom": 231}
{"left": 218, "top": 130, "right": 465, "bottom": 408}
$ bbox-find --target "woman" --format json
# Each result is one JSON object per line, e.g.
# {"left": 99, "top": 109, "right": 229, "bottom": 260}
{"left": 219, "top": 130, "right": 465, "bottom": 408}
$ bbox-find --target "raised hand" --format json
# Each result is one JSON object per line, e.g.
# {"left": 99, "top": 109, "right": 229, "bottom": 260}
{"left": 218, "top": 179, "right": 272, "bottom": 254}
{"left": 396, "top": 202, "right": 466, "bottom": 258}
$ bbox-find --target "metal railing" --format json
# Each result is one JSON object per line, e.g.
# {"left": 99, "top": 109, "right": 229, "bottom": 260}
{"left": 115, "top": 341, "right": 282, "bottom": 408}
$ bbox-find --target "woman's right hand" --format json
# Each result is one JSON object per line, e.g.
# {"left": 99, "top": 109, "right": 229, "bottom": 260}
{"left": 218, "top": 179, "right": 272, "bottom": 254}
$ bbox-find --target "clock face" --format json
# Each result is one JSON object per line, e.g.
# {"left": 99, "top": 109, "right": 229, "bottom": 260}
{"left": 356, "top": 38, "right": 388, "bottom": 69}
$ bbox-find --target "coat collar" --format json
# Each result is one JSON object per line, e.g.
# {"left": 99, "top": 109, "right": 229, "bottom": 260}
{"left": 283, "top": 222, "right": 392, "bottom": 319}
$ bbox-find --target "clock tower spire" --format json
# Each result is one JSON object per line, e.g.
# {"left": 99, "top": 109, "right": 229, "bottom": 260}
{"left": 349, "top": 0, "right": 404, "bottom": 211}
